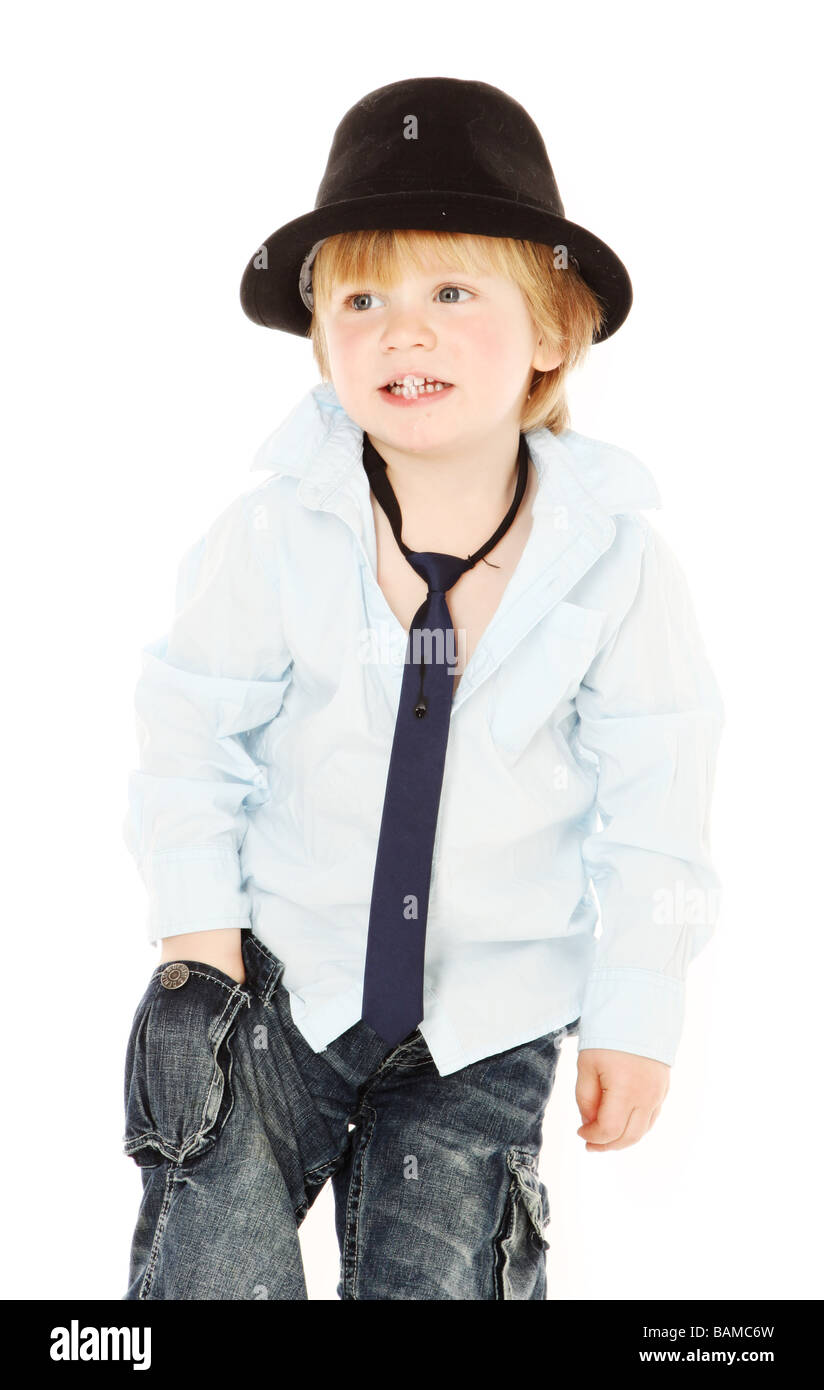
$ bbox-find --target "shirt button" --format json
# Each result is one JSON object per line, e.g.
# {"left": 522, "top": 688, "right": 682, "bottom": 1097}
{"left": 253, "top": 767, "right": 267, "bottom": 787}
{"left": 160, "top": 962, "right": 190, "bottom": 989}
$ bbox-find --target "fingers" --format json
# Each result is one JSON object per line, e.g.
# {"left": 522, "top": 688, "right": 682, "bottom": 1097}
{"left": 581, "top": 1104, "right": 649, "bottom": 1150}
{"left": 578, "top": 1102, "right": 660, "bottom": 1151}
{"left": 577, "top": 1089, "right": 629, "bottom": 1146}
{"left": 575, "top": 1050, "right": 669, "bottom": 1151}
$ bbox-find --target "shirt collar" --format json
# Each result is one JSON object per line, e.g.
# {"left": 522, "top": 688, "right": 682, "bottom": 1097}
{"left": 249, "top": 379, "right": 663, "bottom": 529}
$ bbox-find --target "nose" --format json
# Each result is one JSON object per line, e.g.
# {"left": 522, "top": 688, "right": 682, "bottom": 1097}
{"left": 380, "top": 306, "right": 437, "bottom": 351}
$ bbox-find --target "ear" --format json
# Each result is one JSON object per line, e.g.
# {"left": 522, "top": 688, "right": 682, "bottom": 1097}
{"left": 532, "top": 334, "right": 563, "bottom": 373}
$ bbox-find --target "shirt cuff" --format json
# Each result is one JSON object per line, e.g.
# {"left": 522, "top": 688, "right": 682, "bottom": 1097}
{"left": 576, "top": 967, "right": 686, "bottom": 1065}
{"left": 141, "top": 848, "right": 251, "bottom": 943}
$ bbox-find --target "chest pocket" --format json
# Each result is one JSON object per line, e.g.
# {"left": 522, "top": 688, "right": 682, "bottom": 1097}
{"left": 487, "top": 600, "right": 607, "bottom": 759}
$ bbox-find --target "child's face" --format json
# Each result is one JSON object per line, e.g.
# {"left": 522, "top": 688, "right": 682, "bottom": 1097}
{"left": 318, "top": 259, "right": 559, "bottom": 451}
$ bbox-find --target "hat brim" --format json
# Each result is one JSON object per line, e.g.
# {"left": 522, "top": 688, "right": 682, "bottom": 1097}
{"left": 239, "top": 190, "right": 632, "bottom": 344}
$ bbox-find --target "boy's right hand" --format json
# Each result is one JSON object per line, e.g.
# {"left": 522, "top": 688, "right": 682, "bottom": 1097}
{"left": 158, "top": 928, "right": 246, "bottom": 985}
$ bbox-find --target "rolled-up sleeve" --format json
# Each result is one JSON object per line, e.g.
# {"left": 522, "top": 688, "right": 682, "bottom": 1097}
{"left": 122, "top": 489, "right": 292, "bottom": 942}
{"left": 573, "top": 519, "right": 725, "bottom": 1064}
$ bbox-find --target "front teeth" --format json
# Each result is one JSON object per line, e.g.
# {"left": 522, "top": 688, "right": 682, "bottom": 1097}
{"left": 387, "top": 374, "right": 447, "bottom": 397}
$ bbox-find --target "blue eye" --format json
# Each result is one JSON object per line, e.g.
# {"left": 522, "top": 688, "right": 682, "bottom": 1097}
{"left": 346, "top": 292, "right": 383, "bottom": 311}
{"left": 343, "top": 286, "right": 473, "bottom": 310}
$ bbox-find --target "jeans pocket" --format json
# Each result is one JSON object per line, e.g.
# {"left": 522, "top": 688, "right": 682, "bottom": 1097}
{"left": 507, "top": 1149, "right": 551, "bottom": 1251}
{"left": 122, "top": 960, "right": 251, "bottom": 1169}
{"left": 493, "top": 1149, "right": 552, "bottom": 1300}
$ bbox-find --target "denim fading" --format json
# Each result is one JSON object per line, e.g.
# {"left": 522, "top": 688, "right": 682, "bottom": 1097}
{"left": 122, "top": 929, "right": 579, "bottom": 1301}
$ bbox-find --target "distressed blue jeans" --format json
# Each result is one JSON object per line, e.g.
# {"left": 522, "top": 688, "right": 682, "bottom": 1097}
{"left": 122, "top": 928, "right": 579, "bottom": 1300}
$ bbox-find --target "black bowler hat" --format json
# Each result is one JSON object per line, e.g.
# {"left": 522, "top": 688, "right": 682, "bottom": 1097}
{"left": 239, "top": 76, "right": 632, "bottom": 344}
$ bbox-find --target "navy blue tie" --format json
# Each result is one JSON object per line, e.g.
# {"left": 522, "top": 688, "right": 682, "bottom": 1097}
{"left": 360, "top": 431, "right": 530, "bottom": 1047}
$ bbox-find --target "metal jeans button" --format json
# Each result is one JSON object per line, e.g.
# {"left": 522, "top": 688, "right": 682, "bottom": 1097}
{"left": 160, "top": 962, "right": 190, "bottom": 989}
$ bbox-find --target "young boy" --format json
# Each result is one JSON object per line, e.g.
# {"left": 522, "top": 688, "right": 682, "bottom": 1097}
{"left": 121, "top": 77, "right": 724, "bottom": 1300}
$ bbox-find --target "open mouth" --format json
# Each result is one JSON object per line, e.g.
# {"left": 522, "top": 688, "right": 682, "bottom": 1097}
{"left": 380, "top": 375, "right": 453, "bottom": 398}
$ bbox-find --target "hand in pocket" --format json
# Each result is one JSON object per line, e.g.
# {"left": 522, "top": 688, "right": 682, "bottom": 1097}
{"left": 122, "top": 962, "right": 249, "bottom": 1168}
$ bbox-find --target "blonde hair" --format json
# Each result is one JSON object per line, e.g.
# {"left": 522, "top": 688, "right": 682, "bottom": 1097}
{"left": 308, "top": 228, "right": 605, "bottom": 434}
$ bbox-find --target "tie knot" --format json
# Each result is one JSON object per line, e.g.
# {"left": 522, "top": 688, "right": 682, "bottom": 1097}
{"left": 406, "top": 550, "right": 475, "bottom": 594}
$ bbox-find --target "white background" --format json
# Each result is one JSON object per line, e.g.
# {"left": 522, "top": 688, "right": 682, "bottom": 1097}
{"left": 2, "top": 0, "right": 820, "bottom": 1301}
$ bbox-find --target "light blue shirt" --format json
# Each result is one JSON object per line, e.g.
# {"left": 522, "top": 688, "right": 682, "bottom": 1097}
{"left": 123, "top": 381, "right": 724, "bottom": 1075}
